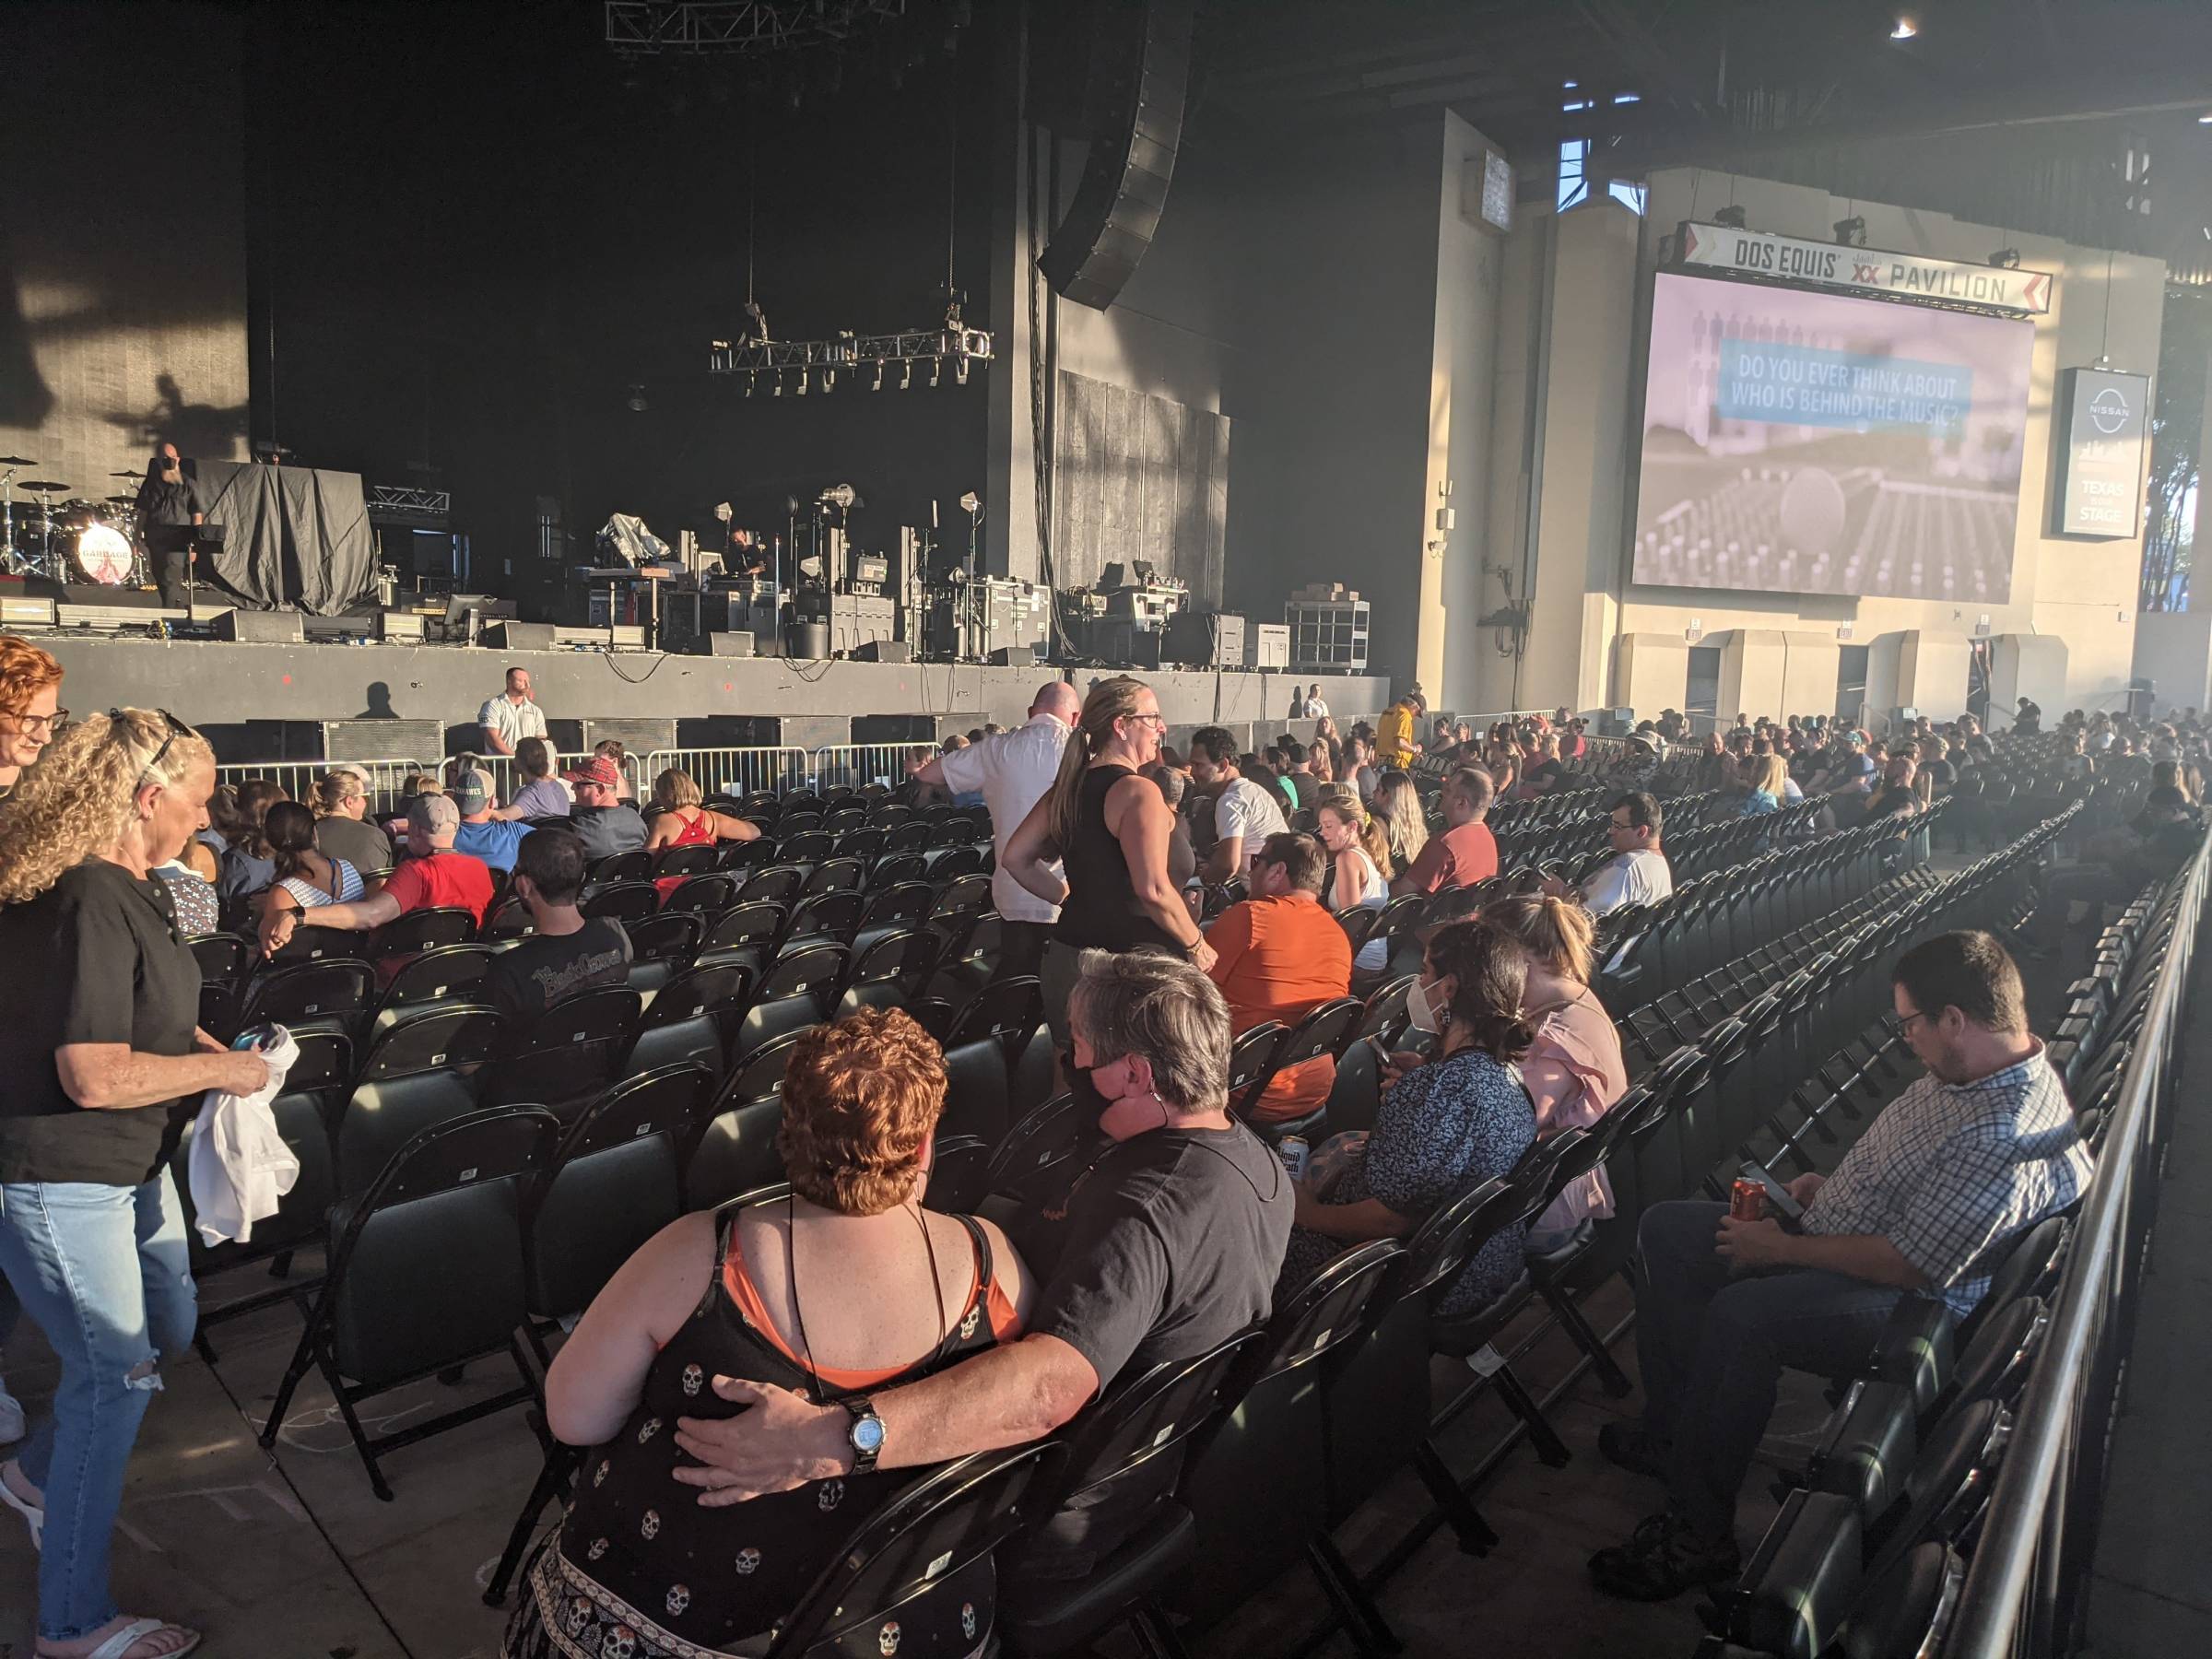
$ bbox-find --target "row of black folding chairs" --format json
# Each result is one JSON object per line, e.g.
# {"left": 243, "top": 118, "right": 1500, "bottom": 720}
{"left": 1688, "top": 857, "right": 2183, "bottom": 1658}
{"left": 581, "top": 813, "right": 994, "bottom": 890}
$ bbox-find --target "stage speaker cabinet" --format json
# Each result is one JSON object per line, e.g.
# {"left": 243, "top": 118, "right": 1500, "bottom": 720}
{"left": 988, "top": 645, "right": 1038, "bottom": 668}
{"left": 854, "top": 640, "right": 912, "bottom": 664}
{"left": 1249, "top": 623, "right": 1290, "bottom": 670}
{"left": 1163, "top": 610, "right": 1243, "bottom": 667}
{"left": 703, "top": 631, "right": 756, "bottom": 657}
{"left": 582, "top": 717, "right": 677, "bottom": 756}
{"left": 484, "top": 620, "right": 558, "bottom": 653}
{"left": 320, "top": 719, "right": 445, "bottom": 764}
{"left": 213, "top": 609, "right": 305, "bottom": 644}
{"left": 1038, "top": 0, "right": 1194, "bottom": 311}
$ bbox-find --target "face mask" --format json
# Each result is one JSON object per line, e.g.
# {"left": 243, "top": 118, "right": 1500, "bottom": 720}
{"left": 1406, "top": 975, "right": 1443, "bottom": 1034}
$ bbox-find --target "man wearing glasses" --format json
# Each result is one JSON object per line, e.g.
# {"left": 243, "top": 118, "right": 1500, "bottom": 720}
{"left": 1545, "top": 791, "right": 1672, "bottom": 916}
{"left": 1589, "top": 931, "right": 2092, "bottom": 1601}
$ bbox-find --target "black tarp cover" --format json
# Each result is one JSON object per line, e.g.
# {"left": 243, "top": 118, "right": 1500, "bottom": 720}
{"left": 193, "top": 460, "right": 375, "bottom": 615}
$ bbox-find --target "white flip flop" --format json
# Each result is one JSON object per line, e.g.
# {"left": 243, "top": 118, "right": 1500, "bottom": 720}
{"left": 0, "top": 1460, "right": 41, "bottom": 1552}
{"left": 42, "top": 1618, "right": 202, "bottom": 1659}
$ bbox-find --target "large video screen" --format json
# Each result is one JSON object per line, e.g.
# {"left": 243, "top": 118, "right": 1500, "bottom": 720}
{"left": 1632, "top": 271, "right": 2035, "bottom": 601}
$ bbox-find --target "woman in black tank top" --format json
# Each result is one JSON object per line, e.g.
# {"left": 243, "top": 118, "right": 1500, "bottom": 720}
{"left": 1000, "top": 677, "right": 1214, "bottom": 1047}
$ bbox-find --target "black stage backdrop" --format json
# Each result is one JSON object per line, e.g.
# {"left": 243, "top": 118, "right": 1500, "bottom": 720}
{"left": 193, "top": 460, "right": 374, "bottom": 614}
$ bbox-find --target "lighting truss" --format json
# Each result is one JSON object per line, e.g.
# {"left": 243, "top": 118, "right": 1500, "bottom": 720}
{"left": 708, "top": 325, "right": 993, "bottom": 392}
{"left": 606, "top": 1, "right": 908, "bottom": 56}
{"left": 364, "top": 483, "right": 452, "bottom": 528}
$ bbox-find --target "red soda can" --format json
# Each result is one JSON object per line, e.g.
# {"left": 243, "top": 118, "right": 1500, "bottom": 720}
{"left": 1730, "top": 1178, "right": 1766, "bottom": 1221}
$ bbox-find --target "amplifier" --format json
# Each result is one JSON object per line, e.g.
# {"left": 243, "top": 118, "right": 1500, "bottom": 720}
{"left": 1249, "top": 623, "right": 1290, "bottom": 670}
{"left": 484, "top": 620, "right": 558, "bottom": 652}
{"left": 213, "top": 609, "right": 306, "bottom": 644}
{"left": 825, "top": 593, "right": 899, "bottom": 657}
{"left": 321, "top": 718, "right": 445, "bottom": 764}
{"left": 1163, "top": 611, "right": 1244, "bottom": 667}
{"left": 701, "top": 631, "right": 756, "bottom": 657}
{"left": 377, "top": 610, "right": 426, "bottom": 642}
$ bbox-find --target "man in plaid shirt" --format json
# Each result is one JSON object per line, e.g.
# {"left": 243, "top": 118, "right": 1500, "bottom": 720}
{"left": 1590, "top": 930, "right": 2091, "bottom": 1600}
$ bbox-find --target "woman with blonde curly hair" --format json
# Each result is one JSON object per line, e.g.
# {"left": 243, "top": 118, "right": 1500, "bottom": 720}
{"left": 0, "top": 709, "right": 273, "bottom": 1659}
{"left": 512, "top": 1007, "right": 1033, "bottom": 1659}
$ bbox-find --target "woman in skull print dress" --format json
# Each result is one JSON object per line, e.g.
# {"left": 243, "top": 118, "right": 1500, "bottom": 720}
{"left": 504, "top": 1008, "right": 1032, "bottom": 1659}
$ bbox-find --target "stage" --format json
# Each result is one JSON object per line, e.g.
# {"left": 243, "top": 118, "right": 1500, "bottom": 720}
{"left": 33, "top": 632, "right": 1391, "bottom": 766}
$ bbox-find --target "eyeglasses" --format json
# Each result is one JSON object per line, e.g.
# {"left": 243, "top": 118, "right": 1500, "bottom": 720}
{"left": 1896, "top": 1008, "right": 1936, "bottom": 1033}
{"left": 111, "top": 707, "right": 196, "bottom": 781}
{"left": 1125, "top": 712, "right": 1169, "bottom": 732}
{"left": 4, "top": 707, "right": 67, "bottom": 735}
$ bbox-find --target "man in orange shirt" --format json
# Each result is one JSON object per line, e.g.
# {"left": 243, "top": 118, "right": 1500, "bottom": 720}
{"left": 1205, "top": 832, "right": 1353, "bottom": 1123}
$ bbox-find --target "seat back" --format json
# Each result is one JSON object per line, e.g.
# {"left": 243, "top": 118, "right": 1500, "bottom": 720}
{"left": 757, "top": 940, "right": 848, "bottom": 1007}
{"left": 368, "top": 905, "right": 479, "bottom": 964}
{"left": 326, "top": 1106, "right": 560, "bottom": 1387}
{"left": 653, "top": 843, "right": 720, "bottom": 877}
{"left": 525, "top": 1065, "right": 718, "bottom": 1318}
{"left": 685, "top": 1096, "right": 787, "bottom": 1211}
{"left": 945, "top": 976, "right": 1042, "bottom": 1050}
{"left": 1226, "top": 1022, "right": 1287, "bottom": 1100}
{"left": 582, "top": 880, "right": 661, "bottom": 924}
{"left": 985, "top": 1093, "right": 1084, "bottom": 1205}
{"left": 921, "top": 1134, "right": 992, "bottom": 1216}
{"left": 940, "top": 1039, "right": 1013, "bottom": 1147}
{"left": 785, "top": 888, "right": 865, "bottom": 943}
{"left": 588, "top": 849, "right": 653, "bottom": 883}
{"left": 765, "top": 1444, "right": 1056, "bottom": 1659}
{"left": 1238, "top": 997, "right": 1361, "bottom": 1114}
{"left": 737, "top": 864, "right": 807, "bottom": 909}
{"left": 1724, "top": 1488, "right": 1865, "bottom": 1659}
{"left": 356, "top": 1004, "right": 505, "bottom": 1082}
{"left": 1354, "top": 974, "right": 1417, "bottom": 1041}
{"left": 486, "top": 986, "right": 642, "bottom": 1106}
{"left": 243, "top": 959, "right": 375, "bottom": 1030}
{"left": 372, "top": 945, "right": 496, "bottom": 1021}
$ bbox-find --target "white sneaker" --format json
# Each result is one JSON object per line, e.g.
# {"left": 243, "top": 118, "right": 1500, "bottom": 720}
{"left": 0, "top": 1385, "right": 23, "bottom": 1446}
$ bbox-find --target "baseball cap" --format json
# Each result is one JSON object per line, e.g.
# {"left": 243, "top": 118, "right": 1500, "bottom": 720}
{"left": 407, "top": 793, "right": 460, "bottom": 835}
{"left": 450, "top": 768, "right": 493, "bottom": 814}
{"left": 565, "top": 756, "right": 623, "bottom": 791}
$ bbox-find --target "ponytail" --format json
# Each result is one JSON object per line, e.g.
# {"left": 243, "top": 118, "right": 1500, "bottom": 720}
{"left": 1047, "top": 676, "right": 1149, "bottom": 851}
{"left": 1482, "top": 891, "right": 1596, "bottom": 985}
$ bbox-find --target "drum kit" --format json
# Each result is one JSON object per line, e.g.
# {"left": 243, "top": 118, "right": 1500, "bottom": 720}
{"left": 0, "top": 455, "right": 146, "bottom": 585}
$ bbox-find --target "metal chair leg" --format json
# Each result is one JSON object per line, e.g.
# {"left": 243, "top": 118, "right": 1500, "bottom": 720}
{"left": 1306, "top": 1535, "right": 1405, "bottom": 1655}
{"left": 1538, "top": 1279, "right": 1633, "bottom": 1397}
{"left": 1492, "top": 1363, "right": 1572, "bottom": 1467}
{"left": 1411, "top": 1440, "right": 1499, "bottom": 1555}
{"left": 1128, "top": 1606, "right": 1198, "bottom": 1659}
{"left": 483, "top": 1423, "right": 577, "bottom": 1606}
{"left": 259, "top": 1332, "right": 319, "bottom": 1449}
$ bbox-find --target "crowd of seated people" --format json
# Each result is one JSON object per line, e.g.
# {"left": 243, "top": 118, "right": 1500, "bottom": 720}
{"left": 4, "top": 637, "right": 2206, "bottom": 1659}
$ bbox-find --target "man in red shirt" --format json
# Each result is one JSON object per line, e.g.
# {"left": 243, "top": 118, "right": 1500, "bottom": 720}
{"left": 1205, "top": 832, "right": 1353, "bottom": 1122}
{"left": 1392, "top": 766, "right": 1500, "bottom": 896}
{"left": 258, "top": 792, "right": 494, "bottom": 956}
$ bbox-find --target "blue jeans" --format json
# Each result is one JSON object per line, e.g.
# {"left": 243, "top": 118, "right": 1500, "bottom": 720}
{"left": 0, "top": 1174, "right": 197, "bottom": 1642}
{"left": 1634, "top": 1201, "right": 1902, "bottom": 1539}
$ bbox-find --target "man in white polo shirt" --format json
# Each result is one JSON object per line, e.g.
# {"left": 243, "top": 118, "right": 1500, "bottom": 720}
{"left": 910, "top": 679, "right": 1082, "bottom": 981}
{"left": 477, "top": 665, "right": 547, "bottom": 758}
{"left": 1187, "top": 725, "right": 1289, "bottom": 882}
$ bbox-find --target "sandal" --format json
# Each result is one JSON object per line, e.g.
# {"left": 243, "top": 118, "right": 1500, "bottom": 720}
{"left": 37, "top": 1617, "right": 202, "bottom": 1659}
{"left": 0, "top": 1457, "right": 41, "bottom": 1551}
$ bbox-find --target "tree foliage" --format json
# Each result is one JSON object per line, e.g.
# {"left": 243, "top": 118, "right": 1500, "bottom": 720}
{"left": 2142, "top": 287, "right": 2211, "bottom": 612}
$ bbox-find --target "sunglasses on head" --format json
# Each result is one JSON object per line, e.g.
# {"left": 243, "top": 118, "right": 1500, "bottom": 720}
{"left": 111, "top": 707, "right": 196, "bottom": 781}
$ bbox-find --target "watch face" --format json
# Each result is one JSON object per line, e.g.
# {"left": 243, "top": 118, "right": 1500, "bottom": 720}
{"left": 852, "top": 1415, "right": 887, "bottom": 1456}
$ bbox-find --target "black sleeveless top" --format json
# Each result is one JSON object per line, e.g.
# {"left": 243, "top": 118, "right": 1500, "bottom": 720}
{"left": 512, "top": 1205, "right": 1016, "bottom": 1658}
{"left": 1053, "top": 764, "right": 1180, "bottom": 953}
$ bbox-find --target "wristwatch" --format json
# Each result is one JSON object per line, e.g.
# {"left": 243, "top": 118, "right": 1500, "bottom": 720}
{"left": 840, "top": 1396, "right": 885, "bottom": 1474}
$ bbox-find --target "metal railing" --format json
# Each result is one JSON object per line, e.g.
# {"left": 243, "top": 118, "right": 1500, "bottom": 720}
{"left": 640, "top": 746, "right": 812, "bottom": 799}
{"left": 1942, "top": 830, "right": 2212, "bottom": 1656}
{"left": 214, "top": 757, "right": 428, "bottom": 806}
{"left": 810, "top": 742, "right": 934, "bottom": 792}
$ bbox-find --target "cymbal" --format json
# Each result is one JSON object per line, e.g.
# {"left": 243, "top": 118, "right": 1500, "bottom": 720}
{"left": 111, "top": 469, "right": 145, "bottom": 479}
{"left": 0, "top": 455, "right": 36, "bottom": 467}
{"left": 22, "top": 480, "right": 71, "bottom": 493}
{"left": 104, "top": 495, "right": 136, "bottom": 507}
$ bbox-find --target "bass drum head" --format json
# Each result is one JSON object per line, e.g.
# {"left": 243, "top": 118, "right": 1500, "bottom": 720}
{"left": 73, "top": 524, "right": 135, "bottom": 584}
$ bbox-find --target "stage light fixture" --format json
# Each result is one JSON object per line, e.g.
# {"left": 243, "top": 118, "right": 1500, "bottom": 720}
{"left": 871, "top": 363, "right": 885, "bottom": 391}
{"left": 2198, "top": 111, "right": 2212, "bottom": 124}
{"left": 954, "top": 358, "right": 971, "bottom": 385}
{"left": 626, "top": 384, "right": 649, "bottom": 413}
{"left": 1889, "top": 16, "right": 1918, "bottom": 40}
{"left": 1833, "top": 216, "right": 1866, "bottom": 247}
{"left": 1713, "top": 206, "right": 1748, "bottom": 229}
{"left": 959, "top": 491, "right": 981, "bottom": 515}
{"left": 929, "top": 360, "right": 942, "bottom": 388}
{"left": 1987, "top": 247, "right": 2021, "bottom": 268}
{"left": 900, "top": 362, "right": 913, "bottom": 390}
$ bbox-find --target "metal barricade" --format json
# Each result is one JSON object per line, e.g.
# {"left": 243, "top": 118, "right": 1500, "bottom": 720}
{"left": 812, "top": 742, "right": 932, "bottom": 793}
{"left": 214, "top": 758, "right": 429, "bottom": 813}
{"left": 641, "top": 747, "right": 813, "bottom": 801}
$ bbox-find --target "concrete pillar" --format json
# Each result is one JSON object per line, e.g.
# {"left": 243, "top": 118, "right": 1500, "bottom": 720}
{"left": 1615, "top": 632, "right": 1689, "bottom": 717}
{"left": 1715, "top": 629, "right": 1788, "bottom": 725}
{"left": 1778, "top": 632, "right": 1842, "bottom": 724}
{"left": 1986, "top": 634, "right": 2069, "bottom": 719}
{"left": 1894, "top": 629, "right": 1974, "bottom": 723}
{"left": 2131, "top": 614, "right": 2212, "bottom": 716}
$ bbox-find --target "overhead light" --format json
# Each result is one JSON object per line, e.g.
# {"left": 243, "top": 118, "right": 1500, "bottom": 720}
{"left": 1714, "top": 205, "right": 1748, "bottom": 229}
{"left": 1562, "top": 78, "right": 1578, "bottom": 89}
{"left": 1613, "top": 92, "right": 1641, "bottom": 105}
{"left": 1987, "top": 247, "right": 2021, "bottom": 268}
{"left": 625, "top": 384, "right": 649, "bottom": 413}
{"left": 959, "top": 491, "right": 982, "bottom": 515}
{"left": 1833, "top": 216, "right": 1866, "bottom": 247}
{"left": 2198, "top": 111, "right": 2212, "bottom": 124}
{"left": 1889, "top": 16, "right": 1917, "bottom": 40}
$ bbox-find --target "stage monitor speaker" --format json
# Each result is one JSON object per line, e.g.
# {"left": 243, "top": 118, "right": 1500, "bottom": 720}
{"left": 791, "top": 621, "right": 831, "bottom": 660}
{"left": 1037, "top": 0, "right": 1194, "bottom": 311}
{"left": 213, "top": 609, "right": 305, "bottom": 644}
{"left": 320, "top": 719, "right": 445, "bottom": 765}
{"left": 853, "top": 640, "right": 912, "bottom": 664}
{"left": 1163, "top": 610, "right": 1243, "bottom": 667}
{"left": 988, "top": 645, "right": 1038, "bottom": 668}
{"left": 703, "top": 631, "right": 757, "bottom": 657}
{"left": 1248, "top": 623, "right": 1289, "bottom": 670}
{"left": 484, "top": 620, "right": 557, "bottom": 652}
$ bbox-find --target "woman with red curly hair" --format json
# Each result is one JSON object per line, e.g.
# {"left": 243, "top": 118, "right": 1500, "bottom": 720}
{"left": 508, "top": 1007, "right": 1034, "bottom": 1659}
{"left": 0, "top": 634, "right": 65, "bottom": 802}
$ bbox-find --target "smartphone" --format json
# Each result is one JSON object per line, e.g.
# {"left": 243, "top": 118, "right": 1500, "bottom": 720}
{"left": 1737, "top": 1159, "right": 1806, "bottom": 1229}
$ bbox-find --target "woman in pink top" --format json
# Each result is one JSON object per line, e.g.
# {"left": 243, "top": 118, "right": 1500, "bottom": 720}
{"left": 1482, "top": 894, "right": 1629, "bottom": 1244}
